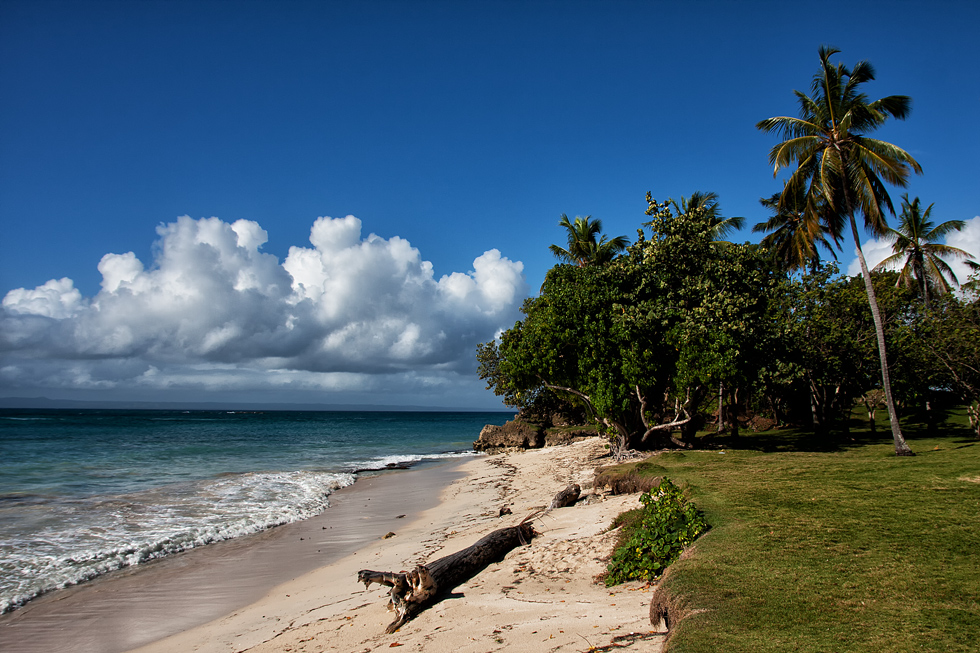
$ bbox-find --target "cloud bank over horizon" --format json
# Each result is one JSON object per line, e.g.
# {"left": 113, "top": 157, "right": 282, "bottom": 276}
{"left": 849, "top": 216, "right": 980, "bottom": 286}
{"left": 1, "top": 215, "right": 527, "bottom": 407}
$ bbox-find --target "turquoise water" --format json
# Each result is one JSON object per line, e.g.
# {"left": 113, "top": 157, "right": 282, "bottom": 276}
{"left": 0, "top": 409, "right": 511, "bottom": 613}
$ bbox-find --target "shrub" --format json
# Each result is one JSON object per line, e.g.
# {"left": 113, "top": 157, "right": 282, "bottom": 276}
{"left": 605, "top": 478, "right": 709, "bottom": 586}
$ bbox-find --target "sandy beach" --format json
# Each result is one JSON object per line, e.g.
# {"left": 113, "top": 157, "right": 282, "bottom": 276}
{"left": 124, "top": 437, "right": 663, "bottom": 653}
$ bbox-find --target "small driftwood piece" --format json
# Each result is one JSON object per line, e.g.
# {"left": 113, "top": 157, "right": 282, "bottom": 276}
{"left": 548, "top": 483, "right": 581, "bottom": 510}
{"left": 358, "top": 519, "right": 536, "bottom": 633}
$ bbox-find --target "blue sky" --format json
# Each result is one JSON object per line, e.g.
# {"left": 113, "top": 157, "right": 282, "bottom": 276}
{"left": 2, "top": 0, "right": 978, "bottom": 409}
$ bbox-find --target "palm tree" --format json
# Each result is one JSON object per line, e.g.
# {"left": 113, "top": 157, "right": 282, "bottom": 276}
{"left": 873, "top": 195, "right": 975, "bottom": 308}
{"left": 753, "top": 185, "right": 838, "bottom": 273}
{"left": 757, "top": 46, "right": 922, "bottom": 456}
{"left": 670, "top": 191, "right": 746, "bottom": 241}
{"left": 549, "top": 214, "right": 629, "bottom": 266}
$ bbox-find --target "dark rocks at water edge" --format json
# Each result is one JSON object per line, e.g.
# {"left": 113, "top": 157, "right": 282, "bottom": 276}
{"left": 473, "top": 415, "right": 597, "bottom": 452}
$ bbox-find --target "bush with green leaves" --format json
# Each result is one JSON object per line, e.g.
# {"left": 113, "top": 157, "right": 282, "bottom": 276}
{"left": 605, "top": 478, "right": 709, "bottom": 586}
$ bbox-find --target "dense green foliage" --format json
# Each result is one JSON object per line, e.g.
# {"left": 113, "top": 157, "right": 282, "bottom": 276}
{"left": 479, "top": 201, "right": 781, "bottom": 454}
{"left": 479, "top": 211, "right": 979, "bottom": 452}
{"left": 605, "top": 478, "right": 709, "bottom": 586}
{"left": 618, "top": 418, "right": 980, "bottom": 652}
{"left": 763, "top": 266, "right": 921, "bottom": 432}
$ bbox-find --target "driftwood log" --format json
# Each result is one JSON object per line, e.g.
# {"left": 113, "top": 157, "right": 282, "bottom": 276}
{"left": 549, "top": 483, "right": 581, "bottom": 509}
{"left": 358, "top": 519, "right": 537, "bottom": 633}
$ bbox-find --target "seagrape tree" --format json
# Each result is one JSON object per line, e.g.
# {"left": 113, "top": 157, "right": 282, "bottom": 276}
{"left": 479, "top": 197, "right": 780, "bottom": 456}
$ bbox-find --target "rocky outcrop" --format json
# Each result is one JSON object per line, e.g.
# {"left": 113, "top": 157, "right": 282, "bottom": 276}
{"left": 473, "top": 419, "right": 545, "bottom": 452}
{"left": 474, "top": 416, "right": 598, "bottom": 453}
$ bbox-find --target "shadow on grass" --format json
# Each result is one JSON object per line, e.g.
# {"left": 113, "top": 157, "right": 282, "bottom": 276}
{"left": 691, "top": 424, "right": 884, "bottom": 454}
{"left": 692, "top": 409, "right": 977, "bottom": 455}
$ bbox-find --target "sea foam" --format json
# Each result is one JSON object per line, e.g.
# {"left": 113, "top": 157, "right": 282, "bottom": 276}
{"left": 0, "top": 470, "right": 354, "bottom": 613}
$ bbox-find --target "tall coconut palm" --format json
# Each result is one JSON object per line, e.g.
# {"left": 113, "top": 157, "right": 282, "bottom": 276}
{"left": 670, "top": 191, "right": 746, "bottom": 241}
{"left": 757, "top": 46, "right": 922, "bottom": 456}
{"left": 873, "top": 195, "right": 975, "bottom": 308}
{"left": 754, "top": 185, "right": 838, "bottom": 273}
{"left": 549, "top": 214, "right": 629, "bottom": 266}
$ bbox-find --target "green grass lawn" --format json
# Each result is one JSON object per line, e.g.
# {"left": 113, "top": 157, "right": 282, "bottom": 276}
{"left": 617, "top": 409, "right": 980, "bottom": 652}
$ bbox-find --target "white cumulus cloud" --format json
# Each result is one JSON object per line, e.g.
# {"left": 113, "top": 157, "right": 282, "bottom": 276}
{"left": 2, "top": 277, "right": 84, "bottom": 319}
{"left": 1, "top": 215, "right": 528, "bottom": 405}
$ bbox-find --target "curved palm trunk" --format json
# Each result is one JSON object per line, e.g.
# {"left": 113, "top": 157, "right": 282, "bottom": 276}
{"left": 849, "top": 215, "right": 914, "bottom": 456}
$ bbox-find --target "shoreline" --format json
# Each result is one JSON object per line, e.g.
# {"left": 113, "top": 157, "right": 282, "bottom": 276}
{"left": 130, "top": 438, "right": 664, "bottom": 653}
{"left": 0, "top": 460, "right": 469, "bottom": 653}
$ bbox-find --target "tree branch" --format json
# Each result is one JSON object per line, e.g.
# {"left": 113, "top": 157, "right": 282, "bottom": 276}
{"left": 540, "top": 380, "right": 591, "bottom": 405}
{"left": 638, "top": 385, "right": 693, "bottom": 445}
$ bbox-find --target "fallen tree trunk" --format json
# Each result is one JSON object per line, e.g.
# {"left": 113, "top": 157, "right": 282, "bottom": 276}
{"left": 358, "top": 519, "right": 537, "bottom": 633}
{"left": 549, "top": 483, "right": 580, "bottom": 509}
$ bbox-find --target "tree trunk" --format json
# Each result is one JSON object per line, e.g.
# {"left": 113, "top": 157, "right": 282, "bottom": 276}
{"left": 809, "top": 379, "right": 825, "bottom": 436}
{"left": 916, "top": 255, "right": 931, "bottom": 310}
{"left": 849, "top": 215, "right": 915, "bottom": 456}
{"left": 728, "top": 388, "right": 740, "bottom": 439}
{"left": 768, "top": 394, "right": 780, "bottom": 428}
{"left": 608, "top": 419, "right": 632, "bottom": 459}
{"left": 677, "top": 413, "right": 703, "bottom": 443}
{"left": 967, "top": 402, "right": 980, "bottom": 440}
{"left": 359, "top": 520, "right": 537, "bottom": 633}
{"left": 717, "top": 382, "right": 725, "bottom": 433}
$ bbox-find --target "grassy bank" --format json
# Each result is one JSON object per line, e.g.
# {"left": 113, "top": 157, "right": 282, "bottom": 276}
{"left": 607, "top": 411, "right": 979, "bottom": 652}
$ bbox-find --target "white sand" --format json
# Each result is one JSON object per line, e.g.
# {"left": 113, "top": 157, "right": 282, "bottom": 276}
{"left": 131, "top": 438, "right": 665, "bottom": 653}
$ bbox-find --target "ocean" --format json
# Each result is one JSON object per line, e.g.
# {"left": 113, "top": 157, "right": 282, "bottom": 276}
{"left": 0, "top": 408, "right": 511, "bottom": 614}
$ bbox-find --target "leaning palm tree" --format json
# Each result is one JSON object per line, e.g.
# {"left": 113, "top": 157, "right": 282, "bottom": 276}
{"left": 549, "top": 214, "right": 629, "bottom": 266}
{"left": 758, "top": 46, "right": 922, "bottom": 456}
{"left": 873, "top": 195, "right": 975, "bottom": 308}
{"left": 670, "top": 191, "right": 746, "bottom": 241}
{"left": 754, "top": 184, "right": 838, "bottom": 274}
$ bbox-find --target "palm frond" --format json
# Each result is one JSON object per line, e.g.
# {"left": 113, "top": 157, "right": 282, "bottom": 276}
{"left": 869, "top": 94, "right": 913, "bottom": 121}
{"left": 853, "top": 137, "right": 922, "bottom": 184}
{"left": 924, "top": 220, "right": 968, "bottom": 241}
{"left": 873, "top": 250, "right": 907, "bottom": 271}
{"left": 548, "top": 244, "right": 575, "bottom": 264}
{"left": 757, "top": 115, "right": 819, "bottom": 140}
{"left": 924, "top": 243, "right": 976, "bottom": 260}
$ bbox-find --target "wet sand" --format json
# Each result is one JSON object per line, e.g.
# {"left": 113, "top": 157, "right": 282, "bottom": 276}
{"left": 0, "top": 461, "right": 466, "bottom": 653}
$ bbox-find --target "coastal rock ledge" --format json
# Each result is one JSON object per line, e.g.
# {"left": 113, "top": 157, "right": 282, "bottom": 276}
{"left": 474, "top": 418, "right": 597, "bottom": 453}
{"left": 474, "top": 420, "right": 544, "bottom": 452}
